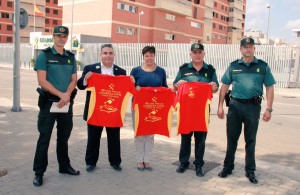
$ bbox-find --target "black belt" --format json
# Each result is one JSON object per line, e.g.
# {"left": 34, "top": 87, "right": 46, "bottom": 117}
{"left": 231, "top": 96, "right": 262, "bottom": 105}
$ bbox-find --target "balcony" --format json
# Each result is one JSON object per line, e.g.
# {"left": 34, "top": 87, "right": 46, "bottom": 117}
{"left": 155, "top": 0, "right": 192, "bottom": 17}
{"left": 228, "top": 18, "right": 242, "bottom": 29}
{"left": 205, "top": 0, "right": 214, "bottom": 9}
{"left": 204, "top": 8, "right": 213, "bottom": 20}
{"left": 229, "top": 8, "right": 243, "bottom": 20}
{"left": 229, "top": 0, "right": 244, "bottom": 11}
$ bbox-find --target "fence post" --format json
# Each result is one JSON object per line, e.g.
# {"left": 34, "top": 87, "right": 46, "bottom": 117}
{"left": 292, "top": 29, "right": 300, "bottom": 88}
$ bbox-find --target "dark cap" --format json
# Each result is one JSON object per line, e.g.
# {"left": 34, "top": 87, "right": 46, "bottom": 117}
{"left": 191, "top": 41, "right": 204, "bottom": 51}
{"left": 53, "top": 26, "right": 69, "bottom": 35}
{"left": 240, "top": 37, "right": 255, "bottom": 46}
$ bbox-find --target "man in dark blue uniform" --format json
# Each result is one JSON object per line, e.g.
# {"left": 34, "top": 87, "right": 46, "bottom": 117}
{"left": 173, "top": 41, "right": 219, "bottom": 177}
{"left": 217, "top": 37, "right": 276, "bottom": 184}
{"left": 33, "top": 26, "right": 80, "bottom": 187}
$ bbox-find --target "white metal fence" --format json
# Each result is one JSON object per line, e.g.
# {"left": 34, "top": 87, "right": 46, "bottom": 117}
{"left": 0, "top": 43, "right": 294, "bottom": 88}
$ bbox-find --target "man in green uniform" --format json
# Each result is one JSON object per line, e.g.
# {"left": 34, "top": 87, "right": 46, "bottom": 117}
{"left": 33, "top": 26, "right": 79, "bottom": 187}
{"left": 217, "top": 37, "right": 276, "bottom": 184}
{"left": 173, "top": 41, "right": 219, "bottom": 177}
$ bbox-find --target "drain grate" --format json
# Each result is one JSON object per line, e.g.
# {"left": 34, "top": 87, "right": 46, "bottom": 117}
{"left": 172, "top": 158, "right": 221, "bottom": 173}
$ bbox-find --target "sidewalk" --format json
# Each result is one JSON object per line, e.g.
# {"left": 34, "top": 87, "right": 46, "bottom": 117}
{"left": 1, "top": 96, "right": 300, "bottom": 194}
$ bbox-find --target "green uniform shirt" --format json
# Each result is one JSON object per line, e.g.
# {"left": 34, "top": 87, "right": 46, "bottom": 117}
{"left": 173, "top": 62, "right": 219, "bottom": 86}
{"left": 221, "top": 57, "right": 276, "bottom": 99}
{"left": 34, "top": 46, "right": 77, "bottom": 92}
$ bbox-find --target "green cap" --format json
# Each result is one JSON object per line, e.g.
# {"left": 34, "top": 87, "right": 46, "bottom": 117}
{"left": 240, "top": 37, "right": 255, "bottom": 46}
{"left": 53, "top": 26, "right": 69, "bottom": 35}
{"left": 191, "top": 41, "right": 204, "bottom": 51}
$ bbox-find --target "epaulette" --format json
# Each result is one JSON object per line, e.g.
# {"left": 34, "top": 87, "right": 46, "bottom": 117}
{"left": 230, "top": 59, "right": 239, "bottom": 64}
{"left": 179, "top": 63, "right": 189, "bottom": 69}
{"left": 258, "top": 59, "right": 267, "bottom": 65}
{"left": 42, "top": 47, "right": 52, "bottom": 52}
{"left": 66, "top": 50, "right": 75, "bottom": 56}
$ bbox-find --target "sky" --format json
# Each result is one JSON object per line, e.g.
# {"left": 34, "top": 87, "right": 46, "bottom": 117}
{"left": 245, "top": 0, "right": 300, "bottom": 44}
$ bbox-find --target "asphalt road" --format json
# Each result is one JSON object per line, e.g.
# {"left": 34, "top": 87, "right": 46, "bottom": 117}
{"left": 1, "top": 67, "right": 300, "bottom": 171}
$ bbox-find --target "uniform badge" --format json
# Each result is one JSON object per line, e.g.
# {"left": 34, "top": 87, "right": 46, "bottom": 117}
{"left": 59, "top": 27, "right": 65, "bottom": 33}
{"left": 204, "top": 73, "right": 208, "bottom": 77}
{"left": 257, "top": 68, "right": 260, "bottom": 73}
{"left": 68, "top": 59, "right": 71, "bottom": 64}
{"left": 195, "top": 44, "right": 200, "bottom": 49}
{"left": 246, "top": 38, "right": 250, "bottom": 43}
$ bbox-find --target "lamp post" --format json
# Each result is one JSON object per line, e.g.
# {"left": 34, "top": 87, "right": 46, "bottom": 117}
{"left": 138, "top": 11, "right": 144, "bottom": 43}
{"left": 266, "top": 4, "right": 271, "bottom": 44}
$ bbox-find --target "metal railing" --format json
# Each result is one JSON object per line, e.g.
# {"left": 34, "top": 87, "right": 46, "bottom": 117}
{"left": 0, "top": 43, "right": 294, "bottom": 88}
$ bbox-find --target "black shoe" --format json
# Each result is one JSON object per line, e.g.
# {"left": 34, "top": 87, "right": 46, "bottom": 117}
{"left": 59, "top": 166, "right": 80, "bottom": 175}
{"left": 218, "top": 168, "right": 232, "bottom": 178}
{"left": 176, "top": 163, "right": 189, "bottom": 173}
{"left": 33, "top": 175, "right": 43, "bottom": 187}
{"left": 246, "top": 172, "right": 258, "bottom": 184}
{"left": 86, "top": 165, "right": 96, "bottom": 172}
{"left": 196, "top": 166, "right": 204, "bottom": 177}
{"left": 111, "top": 164, "right": 122, "bottom": 171}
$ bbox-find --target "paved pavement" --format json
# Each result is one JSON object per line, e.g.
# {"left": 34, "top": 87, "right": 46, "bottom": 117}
{"left": 1, "top": 67, "right": 300, "bottom": 194}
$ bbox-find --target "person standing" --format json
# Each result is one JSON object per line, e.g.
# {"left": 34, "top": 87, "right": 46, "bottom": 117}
{"left": 33, "top": 26, "right": 79, "bottom": 187}
{"left": 217, "top": 37, "right": 276, "bottom": 184}
{"left": 173, "top": 41, "right": 219, "bottom": 177}
{"left": 130, "top": 46, "right": 168, "bottom": 171}
{"left": 77, "top": 44, "right": 125, "bottom": 172}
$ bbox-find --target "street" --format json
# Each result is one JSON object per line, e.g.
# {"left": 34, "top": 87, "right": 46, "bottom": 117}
{"left": 1, "top": 67, "right": 300, "bottom": 171}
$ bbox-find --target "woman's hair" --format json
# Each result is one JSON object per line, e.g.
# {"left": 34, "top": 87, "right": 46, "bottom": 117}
{"left": 142, "top": 46, "right": 156, "bottom": 56}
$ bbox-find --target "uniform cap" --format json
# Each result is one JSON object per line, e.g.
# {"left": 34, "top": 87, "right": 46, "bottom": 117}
{"left": 191, "top": 41, "right": 204, "bottom": 51}
{"left": 240, "top": 37, "right": 255, "bottom": 46}
{"left": 53, "top": 26, "right": 69, "bottom": 35}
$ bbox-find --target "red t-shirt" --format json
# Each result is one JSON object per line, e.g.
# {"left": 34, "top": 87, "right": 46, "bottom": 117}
{"left": 133, "top": 87, "right": 175, "bottom": 137}
{"left": 175, "top": 82, "right": 212, "bottom": 134}
{"left": 87, "top": 73, "right": 136, "bottom": 127}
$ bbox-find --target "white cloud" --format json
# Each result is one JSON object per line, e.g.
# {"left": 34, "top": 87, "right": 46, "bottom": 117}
{"left": 284, "top": 19, "right": 300, "bottom": 29}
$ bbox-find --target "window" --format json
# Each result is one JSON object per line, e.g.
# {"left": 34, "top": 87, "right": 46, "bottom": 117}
{"left": 214, "top": 2, "right": 217, "bottom": 7}
{"left": 7, "top": 1, "right": 13, "bottom": 7}
{"left": 191, "top": 21, "right": 201, "bottom": 28}
{"left": 46, "top": 0, "right": 50, "bottom": 2}
{"left": 206, "top": 35, "right": 210, "bottom": 41}
{"left": 0, "top": 24, "right": 1, "bottom": 30}
{"left": 1, "top": 12, "right": 9, "bottom": 18}
{"left": 221, "top": 5, "right": 224, "bottom": 10}
{"left": 117, "top": 26, "right": 136, "bottom": 36}
{"left": 54, "top": 0, "right": 58, "bottom": 4}
{"left": 194, "top": 0, "right": 200, "bottom": 4}
{"left": 7, "top": 25, "right": 12, "bottom": 31}
{"left": 219, "top": 25, "right": 223, "bottom": 30}
{"left": 165, "top": 33, "right": 175, "bottom": 40}
{"left": 45, "top": 19, "right": 49, "bottom": 24}
{"left": 46, "top": 8, "right": 50, "bottom": 13}
{"left": 117, "top": 3, "right": 136, "bottom": 13}
{"left": 166, "top": 13, "right": 176, "bottom": 21}
{"left": 118, "top": 26, "right": 126, "bottom": 34}
{"left": 7, "top": 36, "right": 12, "bottom": 43}
{"left": 213, "top": 23, "right": 216, "bottom": 28}
{"left": 193, "top": 7, "right": 197, "bottom": 19}
{"left": 45, "top": 29, "right": 50, "bottom": 32}
{"left": 53, "top": 20, "right": 58, "bottom": 25}
{"left": 53, "top": 9, "right": 58, "bottom": 15}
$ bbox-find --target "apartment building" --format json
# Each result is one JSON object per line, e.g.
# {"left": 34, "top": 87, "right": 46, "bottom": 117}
{"left": 60, "top": 0, "right": 246, "bottom": 44}
{"left": 0, "top": 0, "right": 62, "bottom": 43}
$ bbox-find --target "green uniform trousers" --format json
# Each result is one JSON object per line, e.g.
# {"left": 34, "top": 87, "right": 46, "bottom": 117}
{"left": 33, "top": 100, "right": 74, "bottom": 175}
{"left": 223, "top": 99, "right": 261, "bottom": 173}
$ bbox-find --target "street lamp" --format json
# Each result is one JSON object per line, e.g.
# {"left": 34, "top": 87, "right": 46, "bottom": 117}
{"left": 266, "top": 4, "right": 271, "bottom": 44}
{"left": 138, "top": 11, "right": 144, "bottom": 43}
